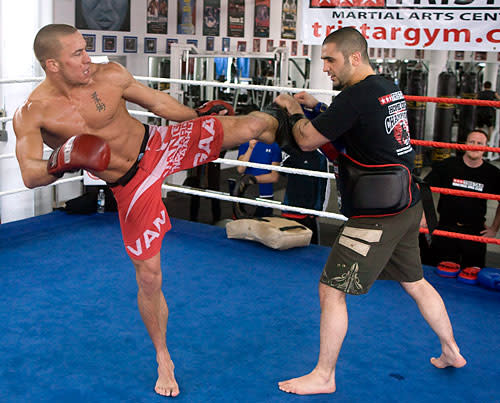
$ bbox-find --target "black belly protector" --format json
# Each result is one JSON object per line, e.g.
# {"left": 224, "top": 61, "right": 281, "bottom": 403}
{"left": 336, "top": 153, "right": 412, "bottom": 218}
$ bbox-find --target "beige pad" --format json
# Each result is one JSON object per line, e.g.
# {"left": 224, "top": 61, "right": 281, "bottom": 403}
{"left": 225, "top": 217, "right": 312, "bottom": 250}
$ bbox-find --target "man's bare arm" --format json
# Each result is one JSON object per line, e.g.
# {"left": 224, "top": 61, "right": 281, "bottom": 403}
{"left": 13, "top": 102, "right": 60, "bottom": 189}
{"left": 115, "top": 62, "right": 197, "bottom": 122}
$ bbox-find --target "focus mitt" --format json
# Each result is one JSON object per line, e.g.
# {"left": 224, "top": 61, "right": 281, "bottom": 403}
{"left": 261, "top": 103, "right": 301, "bottom": 155}
{"left": 196, "top": 100, "right": 235, "bottom": 116}
{"left": 47, "top": 134, "right": 111, "bottom": 177}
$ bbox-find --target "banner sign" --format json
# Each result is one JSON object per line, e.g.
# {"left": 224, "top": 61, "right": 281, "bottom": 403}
{"left": 302, "top": 0, "right": 500, "bottom": 51}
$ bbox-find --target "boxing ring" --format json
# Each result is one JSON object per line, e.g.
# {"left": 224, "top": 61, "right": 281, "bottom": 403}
{"left": 1, "top": 76, "right": 500, "bottom": 402}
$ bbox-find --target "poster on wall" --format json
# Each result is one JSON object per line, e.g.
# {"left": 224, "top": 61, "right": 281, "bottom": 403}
{"left": 228, "top": 0, "right": 245, "bottom": 37}
{"left": 75, "top": 0, "right": 131, "bottom": 31}
{"left": 203, "top": 0, "right": 220, "bottom": 36}
{"left": 254, "top": 0, "right": 270, "bottom": 38}
{"left": 206, "top": 36, "right": 215, "bottom": 51}
{"left": 177, "top": 0, "right": 196, "bottom": 35}
{"left": 147, "top": 0, "right": 168, "bottom": 34}
{"left": 281, "top": 0, "right": 297, "bottom": 39}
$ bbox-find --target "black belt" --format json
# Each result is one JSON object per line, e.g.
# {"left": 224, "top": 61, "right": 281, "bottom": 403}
{"left": 108, "top": 124, "right": 149, "bottom": 188}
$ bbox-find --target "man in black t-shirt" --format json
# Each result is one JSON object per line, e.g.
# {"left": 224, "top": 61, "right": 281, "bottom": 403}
{"left": 476, "top": 81, "right": 499, "bottom": 139}
{"left": 273, "top": 27, "right": 466, "bottom": 396}
{"left": 422, "top": 130, "right": 500, "bottom": 268}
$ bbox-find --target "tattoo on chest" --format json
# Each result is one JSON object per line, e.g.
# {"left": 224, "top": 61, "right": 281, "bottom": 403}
{"left": 91, "top": 91, "right": 106, "bottom": 112}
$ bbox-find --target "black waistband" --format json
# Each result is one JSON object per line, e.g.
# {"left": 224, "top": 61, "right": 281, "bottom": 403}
{"left": 108, "top": 124, "right": 149, "bottom": 188}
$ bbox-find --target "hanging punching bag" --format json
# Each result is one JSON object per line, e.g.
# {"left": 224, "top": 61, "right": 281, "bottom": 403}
{"left": 406, "top": 66, "right": 428, "bottom": 174}
{"left": 457, "top": 71, "right": 478, "bottom": 144}
{"left": 432, "top": 71, "right": 456, "bottom": 161}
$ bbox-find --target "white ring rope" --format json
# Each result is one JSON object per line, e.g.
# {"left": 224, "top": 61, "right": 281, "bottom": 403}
{"left": 0, "top": 75, "right": 338, "bottom": 97}
{"left": 0, "top": 175, "right": 83, "bottom": 198}
{"left": 215, "top": 157, "right": 336, "bottom": 179}
{"left": 0, "top": 75, "right": 343, "bottom": 221}
{"left": 162, "top": 184, "right": 348, "bottom": 222}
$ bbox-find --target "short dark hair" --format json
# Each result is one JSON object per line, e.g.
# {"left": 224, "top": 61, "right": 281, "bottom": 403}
{"left": 483, "top": 81, "right": 492, "bottom": 89}
{"left": 34, "top": 24, "right": 78, "bottom": 69}
{"left": 322, "top": 27, "right": 370, "bottom": 63}
{"left": 468, "top": 129, "right": 489, "bottom": 142}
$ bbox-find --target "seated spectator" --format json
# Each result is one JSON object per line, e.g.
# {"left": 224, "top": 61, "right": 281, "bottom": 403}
{"left": 421, "top": 129, "right": 500, "bottom": 268}
{"left": 476, "top": 81, "right": 500, "bottom": 140}
{"left": 281, "top": 150, "right": 328, "bottom": 244}
{"left": 237, "top": 140, "right": 281, "bottom": 217}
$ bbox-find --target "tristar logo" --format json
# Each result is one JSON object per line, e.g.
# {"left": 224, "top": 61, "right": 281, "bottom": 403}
{"left": 378, "top": 91, "right": 404, "bottom": 106}
{"left": 127, "top": 210, "right": 167, "bottom": 257}
{"left": 310, "top": 0, "right": 384, "bottom": 7}
{"left": 193, "top": 118, "right": 216, "bottom": 166}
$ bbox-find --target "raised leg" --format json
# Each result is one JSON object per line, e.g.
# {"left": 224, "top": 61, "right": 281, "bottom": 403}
{"left": 132, "top": 253, "right": 180, "bottom": 397}
{"left": 217, "top": 112, "right": 278, "bottom": 150}
{"left": 400, "top": 278, "right": 466, "bottom": 368}
{"left": 278, "top": 283, "right": 347, "bottom": 395}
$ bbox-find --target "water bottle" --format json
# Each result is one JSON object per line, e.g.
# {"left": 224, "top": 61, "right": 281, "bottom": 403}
{"left": 97, "top": 189, "right": 105, "bottom": 214}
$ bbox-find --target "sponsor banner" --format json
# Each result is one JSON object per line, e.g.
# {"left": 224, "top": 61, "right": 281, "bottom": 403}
{"left": 302, "top": 0, "right": 500, "bottom": 51}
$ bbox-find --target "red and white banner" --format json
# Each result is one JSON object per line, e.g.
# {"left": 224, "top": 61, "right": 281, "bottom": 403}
{"left": 302, "top": 0, "right": 500, "bottom": 51}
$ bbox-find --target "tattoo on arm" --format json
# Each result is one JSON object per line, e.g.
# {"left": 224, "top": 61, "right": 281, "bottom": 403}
{"left": 91, "top": 91, "right": 106, "bottom": 112}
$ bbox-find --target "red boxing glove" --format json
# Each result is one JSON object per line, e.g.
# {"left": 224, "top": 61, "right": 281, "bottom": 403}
{"left": 47, "top": 134, "right": 111, "bottom": 177}
{"left": 196, "top": 100, "right": 235, "bottom": 116}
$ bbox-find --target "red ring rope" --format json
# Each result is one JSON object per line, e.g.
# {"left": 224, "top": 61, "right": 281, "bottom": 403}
{"left": 405, "top": 95, "right": 500, "bottom": 108}
{"left": 420, "top": 228, "right": 500, "bottom": 245}
{"left": 429, "top": 187, "right": 500, "bottom": 201}
{"left": 410, "top": 139, "right": 500, "bottom": 153}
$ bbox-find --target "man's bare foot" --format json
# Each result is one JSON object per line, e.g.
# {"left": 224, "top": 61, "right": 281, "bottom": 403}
{"left": 278, "top": 369, "right": 335, "bottom": 395}
{"left": 430, "top": 350, "right": 467, "bottom": 369}
{"left": 155, "top": 356, "right": 179, "bottom": 397}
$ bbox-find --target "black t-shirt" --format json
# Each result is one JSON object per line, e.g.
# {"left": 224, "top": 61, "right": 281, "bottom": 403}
{"left": 424, "top": 156, "right": 500, "bottom": 226}
{"left": 282, "top": 150, "right": 328, "bottom": 211}
{"left": 311, "top": 74, "right": 419, "bottom": 203}
{"left": 477, "top": 89, "right": 496, "bottom": 117}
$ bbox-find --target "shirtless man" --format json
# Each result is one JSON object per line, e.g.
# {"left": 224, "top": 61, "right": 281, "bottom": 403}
{"left": 14, "top": 24, "right": 279, "bottom": 397}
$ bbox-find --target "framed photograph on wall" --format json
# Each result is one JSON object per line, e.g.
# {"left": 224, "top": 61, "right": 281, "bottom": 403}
{"left": 279, "top": 40, "right": 286, "bottom": 48}
{"left": 302, "top": 44, "right": 309, "bottom": 56}
{"left": 253, "top": 38, "right": 261, "bottom": 52}
{"left": 167, "top": 38, "right": 178, "bottom": 54}
{"left": 454, "top": 51, "right": 464, "bottom": 61}
{"left": 82, "top": 34, "right": 96, "bottom": 52}
{"left": 102, "top": 35, "right": 117, "bottom": 53}
{"left": 145, "top": 38, "right": 157, "bottom": 53}
{"left": 237, "top": 41, "right": 246, "bottom": 52}
{"left": 123, "top": 36, "right": 137, "bottom": 53}
{"left": 187, "top": 39, "right": 198, "bottom": 48}
{"left": 474, "top": 51, "right": 487, "bottom": 61}
{"left": 291, "top": 41, "right": 297, "bottom": 56}
{"left": 206, "top": 36, "right": 215, "bottom": 51}
{"left": 266, "top": 39, "right": 274, "bottom": 52}
{"left": 222, "top": 37, "right": 230, "bottom": 52}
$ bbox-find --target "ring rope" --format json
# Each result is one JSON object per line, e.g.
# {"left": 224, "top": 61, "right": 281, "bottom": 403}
{"left": 215, "top": 157, "right": 337, "bottom": 179}
{"left": 161, "top": 183, "right": 348, "bottom": 221}
{"left": 0, "top": 175, "right": 83, "bottom": 198}
{"left": 430, "top": 187, "right": 500, "bottom": 201}
{"left": 411, "top": 139, "right": 500, "bottom": 153}
{"left": 405, "top": 95, "right": 500, "bottom": 108}
{"left": 420, "top": 228, "right": 500, "bottom": 245}
{"left": 3, "top": 76, "right": 500, "bottom": 108}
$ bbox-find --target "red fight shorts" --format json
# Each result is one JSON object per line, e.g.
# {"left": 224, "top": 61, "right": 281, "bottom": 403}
{"left": 111, "top": 116, "right": 224, "bottom": 260}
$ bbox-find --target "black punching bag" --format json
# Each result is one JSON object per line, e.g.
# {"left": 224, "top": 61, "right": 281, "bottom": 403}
{"left": 432, "top": 71, "right": 456, "bottom": 161}
{"left": 406, "top": 67, "right": 427, "bottom": 173}
{"left": 457, "top": 71, "right": 478, "bottom": 144}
